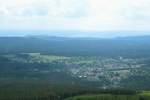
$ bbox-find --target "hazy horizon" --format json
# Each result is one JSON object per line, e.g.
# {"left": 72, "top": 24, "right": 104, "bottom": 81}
{"left": 0, "top": 31, "right": 150, "bottom": 38}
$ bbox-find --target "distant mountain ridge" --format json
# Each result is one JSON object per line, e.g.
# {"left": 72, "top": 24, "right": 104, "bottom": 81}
{"left": 0, "top": 35, "right": 150, "bottom": 57}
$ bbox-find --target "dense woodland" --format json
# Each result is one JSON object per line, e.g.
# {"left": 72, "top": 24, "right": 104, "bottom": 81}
{"left": 0, "top": 36, "right": 150, "bottom": 100}
{"left": 0, "top": 36, "right": 150, "bottom": 57}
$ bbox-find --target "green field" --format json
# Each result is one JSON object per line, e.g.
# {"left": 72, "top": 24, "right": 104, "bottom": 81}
{"left": 65, "top": 92, "right": 150, "bottom": 100}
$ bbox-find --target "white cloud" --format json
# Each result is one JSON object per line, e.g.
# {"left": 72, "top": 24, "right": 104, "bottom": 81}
{"left": 0, "top": 0, "right": 150, "bottom": 32}
{"left": 121, "top": 0, "right": 150, "bottom": 20}
{"left": 0, "top": 0, "right": 87, "bottom": 17}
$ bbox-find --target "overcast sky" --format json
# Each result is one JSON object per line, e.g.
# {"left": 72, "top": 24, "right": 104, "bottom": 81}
{"left": 0, "top": 0, "right": 150, "bottom": 36}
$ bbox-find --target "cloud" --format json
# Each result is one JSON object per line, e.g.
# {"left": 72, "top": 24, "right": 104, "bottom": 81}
{"left": 0, "top": 0, "right": 87, "bottom": 17}
{"left": 0, "top": 0, "right": 150, "bottom": 32}
{"left": 121, "top": 0, "right": 150, "bottom": 20}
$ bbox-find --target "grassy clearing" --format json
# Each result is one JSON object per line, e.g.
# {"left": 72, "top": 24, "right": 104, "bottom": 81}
{"left": 140, "top": 91, "right": 150, "bottom": 96}
{"left": 65, "top": 92, "right": 150, "bottom": 100}
{"left": 65, "top": 94, "right": 139, "bottom": 100}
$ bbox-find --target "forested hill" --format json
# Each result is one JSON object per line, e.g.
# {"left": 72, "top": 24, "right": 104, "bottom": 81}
{"left": 0, "top": 36, "right": 150, "bottom": 57}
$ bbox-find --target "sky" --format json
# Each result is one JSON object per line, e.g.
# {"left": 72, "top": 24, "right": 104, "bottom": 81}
{"left": 0, "top": 0, "right": 150, "bottom": 37}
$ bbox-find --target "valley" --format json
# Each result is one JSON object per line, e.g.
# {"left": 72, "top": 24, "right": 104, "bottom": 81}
{"left": 1, "top": 53, "right": 150, "bottom": 89}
